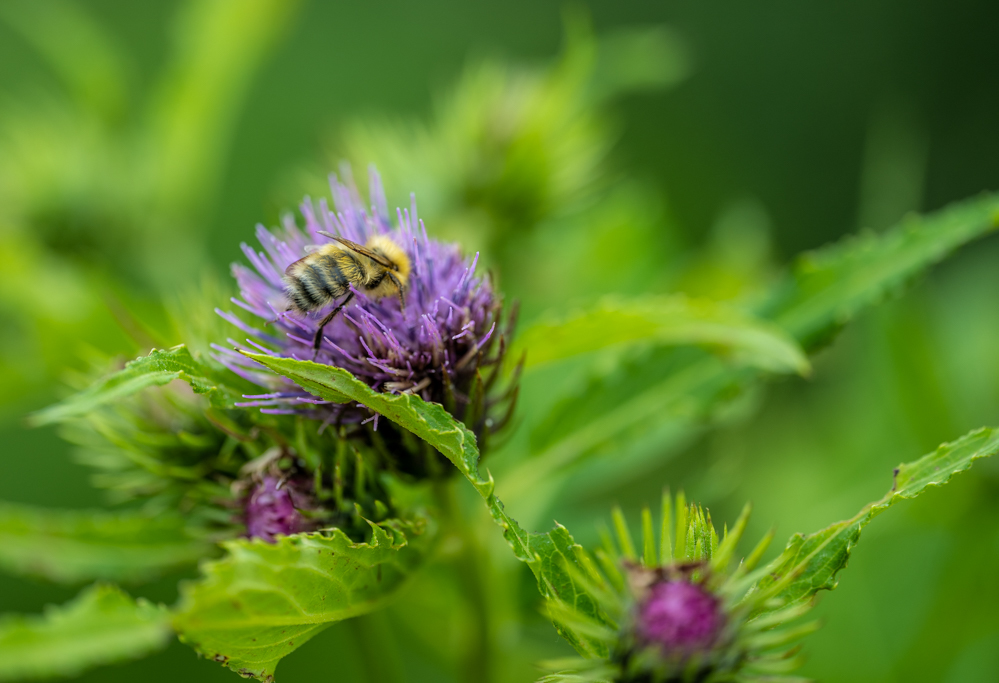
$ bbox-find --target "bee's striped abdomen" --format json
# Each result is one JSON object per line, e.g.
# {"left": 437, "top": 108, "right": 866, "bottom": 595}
{"left": 317, "top": 255, "right": 351, "bottom": 293}
{"left": 286, "top": 279, "right": 317, "bottom": 311}
{"left": 283, "top": 247, "right": 359, "bottom": 313}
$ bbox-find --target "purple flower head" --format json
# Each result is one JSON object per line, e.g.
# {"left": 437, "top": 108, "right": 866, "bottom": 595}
{"left": 244, "top": 474, "right": 317, "bottom": 542}
{"left": 216, "top": 168, "right": 517, "bottom": 467}
{"left": 636, "top": 579, "right": 725, "bottom": 656}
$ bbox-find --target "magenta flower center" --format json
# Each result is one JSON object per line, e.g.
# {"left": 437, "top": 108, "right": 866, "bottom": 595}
{"left": 636, "top": 580, "right": 724, "bottom": 654}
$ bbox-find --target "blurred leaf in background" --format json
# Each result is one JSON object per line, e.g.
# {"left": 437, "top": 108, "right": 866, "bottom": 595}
{"left": 300, "top": 14, "right": 693, "bottom": 318}
{"left": 0, "top": 0, "right": 300, "bottom": 412}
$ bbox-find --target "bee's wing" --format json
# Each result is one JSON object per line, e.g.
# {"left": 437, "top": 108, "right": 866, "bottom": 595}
{"left": 283, "top": 254, "right": 311, "bottom": 274}
{"left": 317, "top": 231, "right": 395, "bottom": 268}
{"left": 303, "top": 244, "right": 322, "bottom": 254}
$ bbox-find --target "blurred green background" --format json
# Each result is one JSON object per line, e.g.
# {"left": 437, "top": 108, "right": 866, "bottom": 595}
{"left": 1, "top": 1, "right": 998, "bottom": 682}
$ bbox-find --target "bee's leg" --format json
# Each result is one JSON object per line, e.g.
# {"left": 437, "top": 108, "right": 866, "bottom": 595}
{"left": 387, "top": 272, "right": 406, "bottom": 311}
{"left": 312, "top": 292, "right": 354, "bottom": 359}
{"left": 268, "top": 305, "right": 294, "bottom": 325}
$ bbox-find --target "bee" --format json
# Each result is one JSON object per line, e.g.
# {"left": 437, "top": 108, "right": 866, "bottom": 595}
{"left": 283, "top": 232, "right": 411, "bottom": 356}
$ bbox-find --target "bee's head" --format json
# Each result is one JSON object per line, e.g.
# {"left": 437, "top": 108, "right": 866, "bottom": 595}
{"left": 367, "top": 235, "right": 411, "bottom": 285}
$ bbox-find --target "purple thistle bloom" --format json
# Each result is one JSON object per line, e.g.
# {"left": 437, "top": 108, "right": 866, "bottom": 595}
{"left": 636, "top": 579, "right": 725, "bottom": 656}
{"left": 244, "top": 475, "right": 317, "bottom": 542}
{"left": 217, "top": 169, "right": 516, "bottom": 462}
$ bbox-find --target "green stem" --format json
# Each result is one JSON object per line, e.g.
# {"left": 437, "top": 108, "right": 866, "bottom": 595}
{"left": 350, "top": 611, "right": 406, "bottom": 683}
{"left": 434, "top": 479, "right": 494, "bottom": 683}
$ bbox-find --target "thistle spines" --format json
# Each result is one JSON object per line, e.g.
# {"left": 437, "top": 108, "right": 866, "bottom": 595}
{"left": 611, "top": 505, "right": 637, "bottom": 561}
{"left": 660, "top": 489, "right": 673, "bottom": 564}
{"left": 542, "top": 493, "right": 821, "bottom": 683}
{"left": 714, "top": 502, "right": 752, "bottom": 573}
{"left": 641, "top": 506, "right": 657, "bottom": 567}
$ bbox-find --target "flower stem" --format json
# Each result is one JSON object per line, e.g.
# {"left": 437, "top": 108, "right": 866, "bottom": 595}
{"left": 434, "top": 478, "right": 494, "bottom": 683}
{"left": 350, "top": 611, "right": 406, "bottom": 683}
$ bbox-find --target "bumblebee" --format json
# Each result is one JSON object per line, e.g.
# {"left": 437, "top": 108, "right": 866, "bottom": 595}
{"left": 283, "top": 232, "right": 411, "bottom": 355}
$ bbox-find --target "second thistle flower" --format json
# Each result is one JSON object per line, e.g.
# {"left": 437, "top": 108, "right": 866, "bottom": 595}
{"left": 541, "top": 493, "right": 820, "bottom": 683}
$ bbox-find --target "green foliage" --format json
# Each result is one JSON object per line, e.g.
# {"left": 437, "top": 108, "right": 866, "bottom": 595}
{"left": 507, "top": 193, "right": 999, "bottom": 497}
{"left": 0, "top": 503, "right": 212, "bottom": 583}
{"left": 146, "top": 0, "right": 302, "bottom": 217}
{"left": 0, "top": 0, "right": 299, "bottom": 269}
{"left": 28, "top": 345, "right": 254, "bottom": 520}
{"left": 30, "top": 346, "right": 239, "bottom": 425}
{"left": 511, "top": 295, "right": 809, "bottom": 375}
{"left": 30, "top": 342, "right": 394, "bottom": 536}
{"left": 2, "top": 8, "right": 997, "bottom": 679}
{"left": 240, "top": 353, "right": 615, "bottom": 655}
{"left": 759, "top": 192, "right": 999, "bottom": 347}
{"left": 0, "top": 0, "right": 300, "bottom": 412}
{"left": 0, "top": 584, "right": 171, "bottom": 681}
{"left": 510, "top": 351, "right": 752, "bottom": 500}
{"left": 173, "top": 521, "right": 427, "bottom": 681}
{"left": 759, "top": 426, "right": 999, "bottom": 605}
{"left": 536, "top": 425, "right": 998, "bottom": 682}
{"left": 321, "top": 17, "right": 688, "bottom": 269}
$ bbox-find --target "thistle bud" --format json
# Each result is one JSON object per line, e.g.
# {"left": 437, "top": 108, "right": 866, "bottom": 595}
{"left": 636, "top": 579, "right": 725, "bottom": 656}
{"left": 243, "top": 474, "right": 317, "bottom": 543}
{"left": 541, "top": 496, "right": 818, "bottom": 683}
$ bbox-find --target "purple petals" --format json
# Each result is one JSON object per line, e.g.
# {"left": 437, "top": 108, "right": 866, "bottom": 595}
{"left": 217, "top": 171, "right": 502, "bottom": 423}
{"left": 636, "top": 580, "right": 725, "bottom": 655}
{"left": 244, "top": 475, "right": 316, "bottom": 542}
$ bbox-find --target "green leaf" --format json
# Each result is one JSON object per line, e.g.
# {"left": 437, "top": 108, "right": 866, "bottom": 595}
{"left": 0, "top": 0, "right": 129, "bottom": 122}
{"left": 0, "top": 584, "right": 171, "bottom": 681}
{"left": 759, "top": 426, "right": 999, "bottom": 605}
{"left": 173, "top": 521, "right": 427, "bottom": 680}
{"left": 512, "top": 295, "right": 809, "bottom": 375}
{"left": 240, "top": 353, "right": 609, "bottom": 655}
{"left": 507, "top": 350, "right": 750, "bottom": 500}
{"left": 510, "top": 192, "right": 999, "bottom": 495}
{"left": 590, "top": 24, "right": 691, "bottom": 101}
{"left": 0, "top": 503, "right": 212, "bottom": 583}
{"left": 147, "top": 0, "right": 301, "bottom": 212}
{"left": 30, "top": 345, "right": 239, "bottom": 425}
{"left": 760, "top": 192, "right": 999, "bottom": 348}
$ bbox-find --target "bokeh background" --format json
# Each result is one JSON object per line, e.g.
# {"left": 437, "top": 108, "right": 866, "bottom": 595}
{"left": 2, "top": 1, "right": 999, "bottom": 681}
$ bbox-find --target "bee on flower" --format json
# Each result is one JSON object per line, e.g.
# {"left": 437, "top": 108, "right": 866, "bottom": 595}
{"left": 216, "top": 168, "right": 519, "bottom": 479}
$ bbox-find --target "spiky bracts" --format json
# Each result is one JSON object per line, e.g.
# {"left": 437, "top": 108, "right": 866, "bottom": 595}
{"left": 216, "top": 169, "right": 519, "bottom": 474}
{"left": 540, "top": 493, "right": 819, "bottom": 683}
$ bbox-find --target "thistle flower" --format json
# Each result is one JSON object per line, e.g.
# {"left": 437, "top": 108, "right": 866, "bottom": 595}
{"left": 216, "top": 168, "right": 518, "bottom": 471}
{"left": 541, "top": 493, "right": 819, "bottom": 683}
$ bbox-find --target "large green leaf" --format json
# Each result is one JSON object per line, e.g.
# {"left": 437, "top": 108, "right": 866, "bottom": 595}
{"left": 0, "top": 584, "right": 171, "bottom": 681}
{"left": 508, "top": 192, "right": 999, "bottom": 494}
{"left": 758, "top": 426, "right": 999, "bottom": 605}
{"left": 240, "top": 353, "right": 608, "bottom": 655}
{"left": 173, "top": 521, "right": 427, "bottom": 680}
{"left": 512, "top": 295, "right": 809, "bottom": 375}
{"left": 759, "top": 191, "right": 999, "bottom": 347}
{"left": 0, "top": 503, "right": 212, "bottom": 583}
{"left": 30, "top": 345, "right": 239, "bottom": 425}
{"left": 146, "top": 0, "right": 301, "bottom": 214}
{"left": 0, "top": 0, "right": 128, "bottom": 122}
{"left": 509, "top": 350, "right": 748, "bottom": 500}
